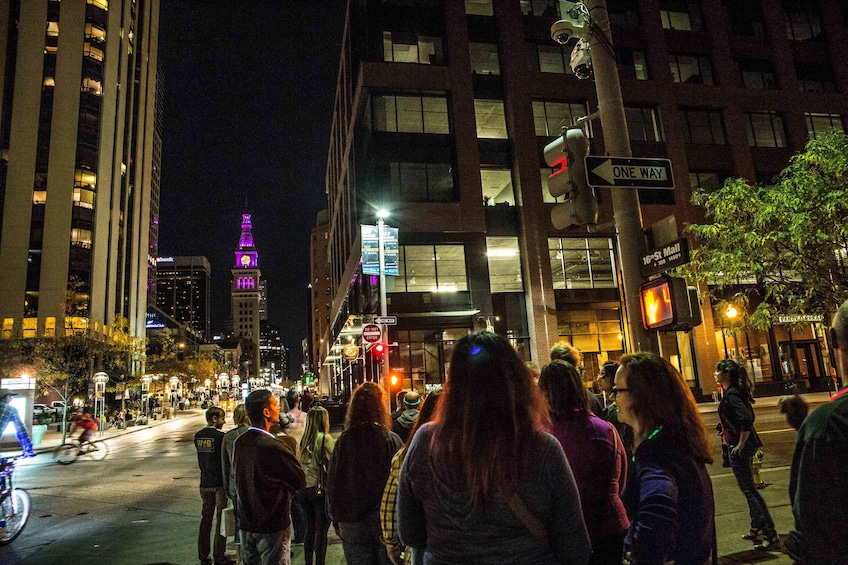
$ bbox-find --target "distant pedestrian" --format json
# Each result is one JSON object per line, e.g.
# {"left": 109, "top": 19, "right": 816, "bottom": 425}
{"left": 399, "top": 332, "right": 590, "bottom": 564}
{"left": 616, "top": 353, "right": 715, "bottom": 564}
{"left": 234, "top": 390, "right": 306, "bottom": 565}
{"left": 596, "top": 360, "right": 634, "bottom": 464}
{"left": 327, "top": 382, "right": 402, "bottom": 565}
{"left": 391, "top": 391, "right": 421, "bottom": 443}
{"left": 786, "top": 298, "right": 848, "bottom": 562}
{"left": 540, "top": 360, "right": 629, "bottom": 565}
{"left": 715, "top": 359, "right": 779, "bottom": 550}
{"left": 194, "top": 406, "right": 233, "bottom": 565}
{"left": 221, "top": 404, "right": 249, "bottom": 543}
{"left": 550, "top": 342, "right": 603, "bottom": 415}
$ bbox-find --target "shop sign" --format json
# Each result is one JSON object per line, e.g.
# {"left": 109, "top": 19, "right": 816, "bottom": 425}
{"left": 777, "top": 314, "right": 824, "bottom": 324}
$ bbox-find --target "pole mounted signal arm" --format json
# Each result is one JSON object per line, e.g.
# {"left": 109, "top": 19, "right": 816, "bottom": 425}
{"left": 544, "top": 127, "right": 598, "bottom": 230}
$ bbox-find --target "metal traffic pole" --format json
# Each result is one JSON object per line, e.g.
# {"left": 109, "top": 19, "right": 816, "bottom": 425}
{"left": 585, "top": 0, "right": 658, "bottom": 354}
{"left": 377, "top": 212, "right": 392, "bottom": 411}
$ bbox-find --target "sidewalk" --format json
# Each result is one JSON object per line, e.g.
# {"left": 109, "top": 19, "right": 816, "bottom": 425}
{"left": 696, "top": 390, "right": 832, "bottom": 414}
{"left": 30, "top": 406, "right": 204, "bottom": 455}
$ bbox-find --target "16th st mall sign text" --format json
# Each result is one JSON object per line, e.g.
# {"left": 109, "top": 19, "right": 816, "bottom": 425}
{"left": 586, "top": 156, "right": 674, "bottom": 189}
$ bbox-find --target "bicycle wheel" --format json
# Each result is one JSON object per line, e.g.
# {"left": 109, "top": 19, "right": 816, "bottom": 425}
{"left": 53, "top": 443, "right": 79, "bottom": 465}
{"left": 87, "top": 441, "right": 109, "bottom": 461}
{"left": 0, "top": 489, "right": 31, "bottom": 545}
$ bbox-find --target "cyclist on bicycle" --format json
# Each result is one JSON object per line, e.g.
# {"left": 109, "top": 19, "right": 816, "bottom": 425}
{"left": 0, "top": 389, "right": 35, "bottom": 458}
{"left": 70, "top": 408, "right": 98, "bottom": 451}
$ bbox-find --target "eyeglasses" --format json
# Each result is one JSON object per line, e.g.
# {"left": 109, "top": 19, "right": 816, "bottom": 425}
{"left": 610, "top": 386, "right": 630, "bottom": 396}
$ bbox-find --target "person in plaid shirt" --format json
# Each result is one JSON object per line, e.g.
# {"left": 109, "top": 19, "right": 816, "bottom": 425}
{"left": 0, "top": 389, "right": 35, "bottom": 458}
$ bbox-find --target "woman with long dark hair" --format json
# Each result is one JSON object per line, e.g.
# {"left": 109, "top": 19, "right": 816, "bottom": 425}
{"left": 327, "top": 382, "right": 402, "bottom": 565}
{"left": 397, "top": 332, "right": 590, "bottom": 564}
{"left": 296, "top": 406, "right": 335, "bottom": 565}
{"left": 539, "top": 360, "right": 628, "bottom": 565}
{"left": 615, "top": 353, "right": 715, "bottom": 564}
{"left": 715, "top": 359, "right": 779, "bottom": 550}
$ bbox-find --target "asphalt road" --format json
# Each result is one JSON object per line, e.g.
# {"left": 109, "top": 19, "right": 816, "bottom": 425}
{"left": 0, "top": 396, "right": 828, "bottom": 564}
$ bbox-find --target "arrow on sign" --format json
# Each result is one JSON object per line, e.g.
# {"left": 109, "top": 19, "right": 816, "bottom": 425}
{"left": 585, "top": 156, "right": 674, "bottom": 189}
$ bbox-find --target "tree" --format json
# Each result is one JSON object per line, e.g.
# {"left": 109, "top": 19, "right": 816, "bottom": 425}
{"left": 685, "top": 130, "right": 848, "bottom": 328}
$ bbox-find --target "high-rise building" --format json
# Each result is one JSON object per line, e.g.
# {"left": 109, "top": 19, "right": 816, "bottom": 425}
{"left": 155, "top": 256, "right": 211, "bottom": 342}
{"left": 0, "top": 0, "right": 160, "bottom": 342}
{"left": 314, "top": 0, "right": 848, "bottom": 397}
{"left": 231, "top": 213, "right": 261, "bottom": 379}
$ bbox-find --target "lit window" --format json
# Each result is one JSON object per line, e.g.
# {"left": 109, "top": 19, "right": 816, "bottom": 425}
{"left": 470, "top": 43, "right": 500, "bottom": 75}
{"left": 47, "top": 22, "right": 59, "bottom": 37}
{"left": 74, "top": 188, "right": 95, "bottom": 209}
{"left": 533, "top": 100, "right": 590, "bottom": 136}
{"left": 487, "top": 237, "right": 523, "bottom": 292}
{"left": 33, "top": 191, "right": 47, "bottom": 204}
{"left": 87, "top": 0, "right": 108, "bottom": 10}
{"left": 465, "top": 0, "right": 493, "bottom": 15}
{"left": 71, "top": 228, "right": 93, "bottom": 248}
{"left": 474, "top": 100, "right": 508, "bottom": 138}
{"left": 549, "top": 237, "right": 618, "bottom": 289}
{"left": 372, "top": 94, "right": 449, "bottom": 134}
{"left": 390, "top": 245, "right": 468, "bottom": 293}
{"left": 670, "top": 53, "right": 713, "bottom": 84}
{"left": 745, "top": 111, "right": 787, "bottom": 147}
{"left": 83, "top": 42, "right": 104, "bottom": 61}
{"left": 382, "top": 32, "right": 444, "bottom": 65}
{"left": 805, "top": 113, "right": 843, "bottom": 140}
{"left": 480, "top": 168, "right": 515, "bottom": 206}
{"left": 81, "top": 77, "right": 102, "bottom": 95}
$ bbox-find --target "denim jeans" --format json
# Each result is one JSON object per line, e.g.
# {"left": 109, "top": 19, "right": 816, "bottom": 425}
{"left": 199, "top": 487, "right": 227, "bottom": 562}
{"left": 296, "top": 488, "right": 331, "bottom": 565}
{"left": 241, "top": 527, "right": 291, "bottom": 565}
{"left": 337, "top": 511, "right": 391, "bottom": 565}
{"left": 731, "top": 442, "right": 776, "bottom": 537}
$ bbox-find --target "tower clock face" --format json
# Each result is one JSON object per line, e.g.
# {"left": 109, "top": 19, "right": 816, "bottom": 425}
{"left": 241, "top": 255, "right": 251, "bottom": 266}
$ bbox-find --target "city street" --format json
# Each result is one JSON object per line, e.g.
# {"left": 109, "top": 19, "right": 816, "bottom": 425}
{"left": 0, "top": 395, "right": 830, "bottom": 564}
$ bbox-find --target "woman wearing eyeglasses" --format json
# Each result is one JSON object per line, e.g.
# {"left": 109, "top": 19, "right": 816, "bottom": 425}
{"left": 614, "top": 353, "right": 715, "bottom": 565}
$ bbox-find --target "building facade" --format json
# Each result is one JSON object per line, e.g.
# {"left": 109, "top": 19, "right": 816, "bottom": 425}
{"left": 231, "top": 213, "right": 261, "bottom": 379}
{"left": 0, "top": 0, "right": 159, "bottom": 344}
{"left": 312, "top": 0, "right": 848, "bottom": 398}
{"left": 155, "top": 255, "right": 211, "bottom": 341}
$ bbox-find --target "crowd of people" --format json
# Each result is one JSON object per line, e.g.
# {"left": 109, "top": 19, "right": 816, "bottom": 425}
{"left": 188, "top": 297, "right": 848, "bottom": 565}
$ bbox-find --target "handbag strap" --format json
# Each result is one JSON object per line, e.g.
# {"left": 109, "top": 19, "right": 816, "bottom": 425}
{"left": 504, "top": 491, "right": 550, "bottom": 548}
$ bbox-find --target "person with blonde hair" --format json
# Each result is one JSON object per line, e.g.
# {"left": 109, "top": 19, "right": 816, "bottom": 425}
{"left": 398, "top": 332, "right": 590, "bottom": 564}
{"left": 297, "top": 406, "right": 335, "bottom": 565}
{"left": 614, "top": 353, "right": 715, "bottom": 564}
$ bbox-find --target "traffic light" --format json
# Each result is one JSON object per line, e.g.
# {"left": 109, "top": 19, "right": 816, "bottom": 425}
{"left": 544, "top": 127, "right": 598, "bottom": 229}
{"left": 390, "top": 374, "right": 399, "bottom": 388}
{"left": 372, "top": 342, "right": 386, "bottom": 360}
{"left": 639, "top": 276, "right": 703, "bottom": 331}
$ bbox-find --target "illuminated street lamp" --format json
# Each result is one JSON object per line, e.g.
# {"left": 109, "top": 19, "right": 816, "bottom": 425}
{"left": 93, "top": 372, "right": 109, "bottom": 435}
{"left": 141, "top": 375, "right": 152, "bottom": 422}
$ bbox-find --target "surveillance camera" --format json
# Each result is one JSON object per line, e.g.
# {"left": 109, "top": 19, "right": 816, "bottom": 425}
{"left": 570, "top": 37, "right": 592, "bottom": 79}
{"left": 551, "top": 19, "right": 584, "bottom": 45}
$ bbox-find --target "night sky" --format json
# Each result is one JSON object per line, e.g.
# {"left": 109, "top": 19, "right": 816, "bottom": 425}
{"left": 156, "top": 1, "right": 347, "bottom": 373}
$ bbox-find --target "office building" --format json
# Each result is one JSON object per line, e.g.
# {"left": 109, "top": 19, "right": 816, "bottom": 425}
{"left": 0, "top": 0, "right": 159, "bottom": 343}
{"left": 155, "top": 255, "right": 211, "bottom": 341}
{"left": 313, "top": 0, "right": 848, "bottom": 397}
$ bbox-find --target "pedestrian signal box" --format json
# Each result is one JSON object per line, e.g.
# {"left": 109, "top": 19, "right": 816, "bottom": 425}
{"left": 639, "top": 276, "right": 702, "bottom": 331}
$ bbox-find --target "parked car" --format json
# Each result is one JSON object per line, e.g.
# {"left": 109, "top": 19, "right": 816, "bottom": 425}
{"left": 33, "top": 404, "right": 52, "bottom": 417}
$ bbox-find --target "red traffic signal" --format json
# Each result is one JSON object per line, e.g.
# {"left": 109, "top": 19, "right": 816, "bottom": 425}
{"left": 372, "top": 343, "right": 386, "bottom": 359}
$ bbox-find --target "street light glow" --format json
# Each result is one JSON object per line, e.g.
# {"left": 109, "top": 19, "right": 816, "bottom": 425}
{"left": 725, "top": 305, "right": 738, "bottom": 319}
{"left": 376, "top": 209, "right": 390, "bottom": 218}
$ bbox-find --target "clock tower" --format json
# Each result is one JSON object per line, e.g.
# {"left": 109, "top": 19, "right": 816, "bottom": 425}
{"left": 231, "top": 213, "right": 262, "bottom": 379}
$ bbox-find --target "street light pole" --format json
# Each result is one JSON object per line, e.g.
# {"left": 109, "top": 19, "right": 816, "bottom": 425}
{"left": 586, "top": 0, "right": 659, "bottom": 354}
{"left": 377, "top": 212, "right": 391, "bottom": 390}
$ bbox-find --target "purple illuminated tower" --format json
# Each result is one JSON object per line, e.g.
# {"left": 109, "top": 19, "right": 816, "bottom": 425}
{"left": 231, "top": 214, "right": 262, "bottom": 379}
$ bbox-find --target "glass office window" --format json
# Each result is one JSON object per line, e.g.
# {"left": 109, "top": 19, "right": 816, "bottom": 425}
{"left": 739, "top": 59, "right": 777, "bottom": 89}
{"left": 474, "top": 100, "right": 508, "bottom": 138}
{"left": 394, "top": 245, "right": 468, "bottom": 293}
{"left": 681, "top": 109, "right": 725, "bottom": 144}
{"left": 533, "top": 100, "right": 589, "bottom": 136}
{"left": 805, "top": 113, "right": 843, "bottom": 139}
{"left": 487, "top": 237, "right": 523, "bottom": 292}
{"left": 466, "top": 0, "right": 493, "bottom": 15}
{"left": 470, "top": 43, "right": 500, "bottom": 75}
{"left": 372, "top": 94, "right": 449, "bottom": 134}
{"left": 617, "top": 48, "right": 648, "bottom": 80}
{"left": 745, "top": 112, "right": 787, "bottom": 147}
{"left": 549, "top": 237, "right": 618, "bottom": 289}
{"left": 624, "top": 107, "right": 662, "bottom": 141}
{"left": 481, "top": 168, "right": 515, "bottom": 206}
{"left": 689, "top": 171, "right": 724, "bottom": 193}
{"left": 383, "top": 32, "right": 444, "bottom": 65}
{"left": 670, "top": 53, "right": 713, "bottom": 84}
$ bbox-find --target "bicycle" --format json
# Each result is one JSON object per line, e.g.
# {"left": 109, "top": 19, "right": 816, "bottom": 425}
{"left": 0, "top": 456, "right": 31, "bottom": 545}
{"left": 52, "top": 437, "right": 110, "bottom": 465}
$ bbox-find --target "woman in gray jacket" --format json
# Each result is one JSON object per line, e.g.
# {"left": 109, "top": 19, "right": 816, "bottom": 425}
{"left": 397, "top": 332, "right": 590, "bottom": 564}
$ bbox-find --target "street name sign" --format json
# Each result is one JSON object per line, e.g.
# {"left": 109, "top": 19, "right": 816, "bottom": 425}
{"left": 640, "top": 238, "right": 690, "bottom": 277}
{"left": 586, "top": 156, "right": 674, "bottom": 189}
{"left": 362, "top": 324, "right": 382, "bottom": 343}
{"left": 374, "top": 316, "right": 397, "bottom": 325}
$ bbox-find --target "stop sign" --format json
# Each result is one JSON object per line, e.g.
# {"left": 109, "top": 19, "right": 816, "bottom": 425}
{"left": 362, "top": 324, "right": 382, "bottom": 343}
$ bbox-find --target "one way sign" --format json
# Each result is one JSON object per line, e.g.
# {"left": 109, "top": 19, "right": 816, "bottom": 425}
{"left": 585, "top": 156, "right": 674, "bottom": 189}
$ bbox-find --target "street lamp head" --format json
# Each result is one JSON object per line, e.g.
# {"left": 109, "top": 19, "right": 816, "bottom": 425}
{"left": 725, "top": 305, "right": 738, "bottom": 320}
{"left": 376, "top": 209, "right": 390, "bottom": 219}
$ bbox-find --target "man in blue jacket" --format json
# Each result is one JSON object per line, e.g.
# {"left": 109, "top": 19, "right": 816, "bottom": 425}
{"left": 787, "top": 299, "right": 848, "bottom": 564}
